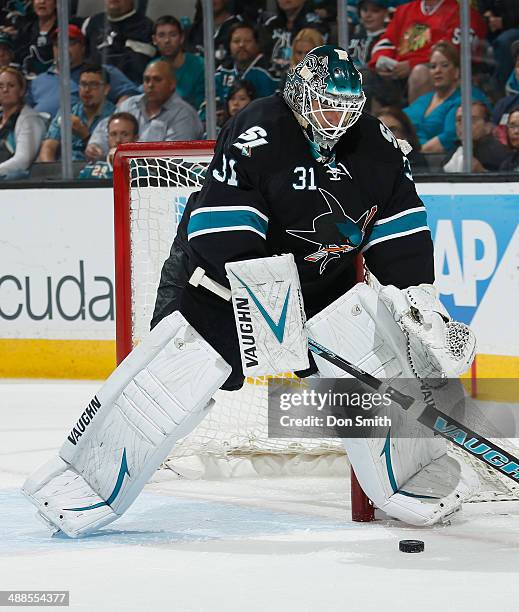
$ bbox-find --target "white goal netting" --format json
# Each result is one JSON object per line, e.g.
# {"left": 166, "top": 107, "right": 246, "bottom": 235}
{"left": 117, "top": 147, "right": 519, "bottom": 501}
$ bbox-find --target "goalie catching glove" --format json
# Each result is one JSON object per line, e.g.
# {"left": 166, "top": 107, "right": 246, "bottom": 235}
{"left": 380, "top": 284, "right": 476, "bottom": 379}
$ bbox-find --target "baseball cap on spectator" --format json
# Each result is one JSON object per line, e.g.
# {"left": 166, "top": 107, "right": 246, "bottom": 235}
{"left": 0, "top": 34, "right": 14, "bottom": 50}
{"left": 51, "top": 24, "right": 86, "bottom": 45}
{"left": 358, "top": 0, "right": 390, "bottom": 8}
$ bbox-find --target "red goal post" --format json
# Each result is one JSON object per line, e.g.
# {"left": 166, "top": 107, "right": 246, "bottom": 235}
{"left": 113, "top": 140, "right": 212, "bottom": 364}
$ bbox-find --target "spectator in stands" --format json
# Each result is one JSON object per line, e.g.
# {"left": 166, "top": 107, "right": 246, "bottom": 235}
{"left": 312, "top": 0, "right": 337, "bottom": 24}
{"left": 290, "top": 27, "right": 325, "bottom": 66}
{"left": 443, "top": 101, "right": 509, "bottom": 172}
{"left": 38, "top": 63, "right": 114, "bottom": 162}
{"left": 213, "top": 22, "right": 278, "bottom": 114}
{"left": 493, "top": 44, "right": 519, "bottom": 143}
{"left": 260, "top": 0, "right": 328, "bottom": 77}
{"left": 0, "top": 33, "right": 17, "bottom": 68}
{"left": 367, "top": 75, "right": 407, "bottom": 114}
{"left": 504, "top": 40, "right": 519, "bottom": 97}
{"left": 274, "top": 27, "right": 323, "bottom": 89}
{"left": 234, "top": 0, "right": 268, "bottom": 23}
{"left": 82, "top": 0, "right": 155, "bottom": 84}
{"left": 223, "top": 79, "right": 256, "bottom": 125}
{"left": 27, "top": 25, "right": 138, "bottom": 119}
{"left": 15, "top": 0, "right": 56, "bottom": 77}
{"left": 187, "top": 0, "right": 242, "bottom": 68}
{"left": 85, "top": 59, "right": 203, "bottom": 160}
{"left": 480, "top": 0, "right": 519, "bottom": 95}
{"left": 0, "top": 0, "right": 31, "bottom": 39}
{"left": 152, "top": 15, "right": 204, "bottom": 111}
{"left": 499, "top": 107, "right": 519, "bottom": 171}
{"left": 369, "top": 0, "right": 487, "bottom": 104}
{"left": 79, "top": 111, "right": 138, "bottom": 179}
{"left": 375, "top": 105, "right": 427, "bottom": 170}
{"left": 404, "top": 41, "right": 489, "bottom": 153}
{"left": 349, "top": 0, "right": 389, "bottom": 70}
{"left": 0, "top": 66, "right": 46, "bottom": 178}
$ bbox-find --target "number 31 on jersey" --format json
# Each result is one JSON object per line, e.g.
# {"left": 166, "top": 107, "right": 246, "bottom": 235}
{"left": 292, "top": 166, "right": 317, "bottom": 190}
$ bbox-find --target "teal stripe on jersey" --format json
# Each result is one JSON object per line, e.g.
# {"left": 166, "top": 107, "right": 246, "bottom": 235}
{"left": 367, "top": 209, "right": 428, "bottom": 245}
{"left": 187, "top": 208, "right": 268, "bottom": 239}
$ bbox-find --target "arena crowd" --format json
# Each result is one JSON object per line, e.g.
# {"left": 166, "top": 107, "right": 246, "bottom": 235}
{"left": 0, "top": 0, "right": 518, "bottom": 179}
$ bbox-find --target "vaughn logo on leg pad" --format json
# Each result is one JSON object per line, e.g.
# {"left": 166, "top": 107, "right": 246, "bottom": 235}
{"left": 234, "top": 295, "right": 259, "bottom": 368}
{"left": 67, "top": 395, "right": 101, "bottom": 445}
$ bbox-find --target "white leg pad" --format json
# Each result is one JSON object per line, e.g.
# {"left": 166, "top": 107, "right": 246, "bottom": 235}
{"left": 306, "top": 284, "right": 480, "bottom": 525}
{"left": 344, "top": 433, "right": 480, "bottom": 526}
{"left": 22, "top": 312, "right": 231, "bottom": 537}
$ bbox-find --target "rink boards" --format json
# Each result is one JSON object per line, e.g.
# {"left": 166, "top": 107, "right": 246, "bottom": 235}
{"left": 0, "top": 182, "right": 518, "bottom": 382}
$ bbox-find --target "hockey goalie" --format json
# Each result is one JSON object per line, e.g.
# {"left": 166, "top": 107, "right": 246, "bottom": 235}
{"left": 23, "top": 45, "right": 477, "bottom": 537}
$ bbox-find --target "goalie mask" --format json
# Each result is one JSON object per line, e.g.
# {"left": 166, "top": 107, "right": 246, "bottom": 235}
{"left": 283, "top": 45, "right": 366, "bottom": 156}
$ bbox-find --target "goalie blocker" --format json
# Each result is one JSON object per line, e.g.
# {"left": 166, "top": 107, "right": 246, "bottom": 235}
{"left": 22, "top": 312, "right": 231, "bottom": 538}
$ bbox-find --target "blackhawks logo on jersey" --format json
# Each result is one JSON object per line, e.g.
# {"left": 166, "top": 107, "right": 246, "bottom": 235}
{"left": 286, "top": 189, "right": 377, "bottom": 274}
{"left": 398, "top": 23, "right": 431, "bottom": 55}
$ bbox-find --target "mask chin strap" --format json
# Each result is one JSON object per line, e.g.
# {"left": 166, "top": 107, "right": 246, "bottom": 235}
{"left": 291, "top": 108, "right": 339, "bottom": 164}
{"left": 306, "top": 124, "right": 338, "bottom": 163}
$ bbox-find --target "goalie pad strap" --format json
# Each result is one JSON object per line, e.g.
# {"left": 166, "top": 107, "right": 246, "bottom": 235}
{"left": 22, "top": 312, "right": 231, "bottom": 537}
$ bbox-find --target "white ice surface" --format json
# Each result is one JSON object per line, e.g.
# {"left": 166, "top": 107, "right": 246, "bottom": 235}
{"left": 1, "top": 380, "right": 519, "bottom": 612}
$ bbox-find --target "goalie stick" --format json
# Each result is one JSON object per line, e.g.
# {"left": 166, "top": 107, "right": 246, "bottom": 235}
{"left": 190, "top": 266, "right": 519, "bottom": 489}
{"left": 308, "top": 338, "right": 519, "bottom": 487}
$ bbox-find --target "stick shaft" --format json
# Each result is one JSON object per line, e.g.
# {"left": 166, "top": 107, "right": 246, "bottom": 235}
{"left": 308, "top": 338, "right": 519, "bottom": 485}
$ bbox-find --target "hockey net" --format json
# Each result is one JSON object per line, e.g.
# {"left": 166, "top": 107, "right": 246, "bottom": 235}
{"left": 113, "top": 141, "right": 518, "bottom": 511}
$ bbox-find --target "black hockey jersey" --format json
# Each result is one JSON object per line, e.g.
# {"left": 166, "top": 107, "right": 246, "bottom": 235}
{"left": 180, "top": 94, "right": 434, "bottom": 388}
{"left": 259, "top": 3, "right": 328, "bottom": 77}
{"left": 82, "top": 11, "right": 154, "bottom": 84}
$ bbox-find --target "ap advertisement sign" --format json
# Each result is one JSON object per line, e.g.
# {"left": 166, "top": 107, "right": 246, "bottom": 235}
{"left": 421, "top": 183, "right": 519, "bottom": 357}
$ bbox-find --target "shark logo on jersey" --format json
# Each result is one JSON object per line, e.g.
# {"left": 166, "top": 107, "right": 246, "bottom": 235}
{"left": 286, "top": 189, "right": 377, "bottom": 274}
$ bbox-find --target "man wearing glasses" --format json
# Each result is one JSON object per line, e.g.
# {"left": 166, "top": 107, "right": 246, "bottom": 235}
{"left": 38, "top": 63, "right": 114, "bottom": 162}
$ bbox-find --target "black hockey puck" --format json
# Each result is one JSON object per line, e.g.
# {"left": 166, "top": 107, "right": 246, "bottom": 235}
{"left": 399, "top": 539, "right": 424, "bottom": 553}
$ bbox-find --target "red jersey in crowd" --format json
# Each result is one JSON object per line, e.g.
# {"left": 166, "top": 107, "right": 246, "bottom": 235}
{"left": 369, "top": 0, "right": 487, "bottom": 69}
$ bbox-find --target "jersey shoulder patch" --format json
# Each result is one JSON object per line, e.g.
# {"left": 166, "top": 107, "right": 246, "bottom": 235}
{"left": 223, "top": 95, "right": 290, "bottom": 163}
